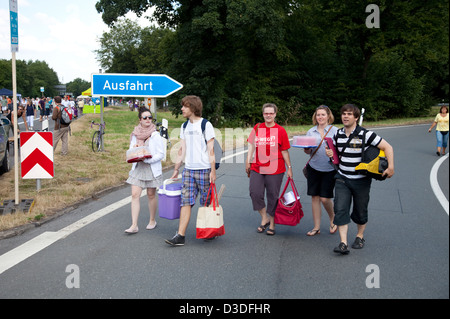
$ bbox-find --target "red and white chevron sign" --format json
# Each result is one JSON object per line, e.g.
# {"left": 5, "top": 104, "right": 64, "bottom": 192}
{"left": 20, "top": 132, "right": 54, "bottom": 179}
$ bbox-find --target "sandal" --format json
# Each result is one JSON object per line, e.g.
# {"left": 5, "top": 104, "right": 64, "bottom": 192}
{"left": 257, "top": 222, "right": 270, "bottom": 233}
{"left": 330, "top": 224, "right": 338, "bottom": 234}
{"left": 307, "top": 229, "right": 321, "bottom": 236}
{"left": 266, "top": 228, "right": 276, "bottom": 236}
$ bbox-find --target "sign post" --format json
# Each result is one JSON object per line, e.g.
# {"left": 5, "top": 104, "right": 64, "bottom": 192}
{"left": 10, "top": 0, "right": 19, "bottom": 204}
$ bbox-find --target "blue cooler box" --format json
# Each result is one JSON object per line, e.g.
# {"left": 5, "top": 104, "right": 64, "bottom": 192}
{"left": 158, "top": 179, "right": 182, "bottom": 219}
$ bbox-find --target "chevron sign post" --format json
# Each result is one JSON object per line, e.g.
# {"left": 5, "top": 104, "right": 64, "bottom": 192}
{"left": 20, "top": 132, "right": 54, "bottom": 179}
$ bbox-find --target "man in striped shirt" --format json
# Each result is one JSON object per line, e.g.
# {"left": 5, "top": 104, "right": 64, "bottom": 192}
{"left": 327, "top": 104, "right": 394, "bottom": 255}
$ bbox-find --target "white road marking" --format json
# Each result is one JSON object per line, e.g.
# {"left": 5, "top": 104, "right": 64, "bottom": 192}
{"left": 0, "top": 194, "right": 140, "bottom": 275}
{"left": 430, "top": 154, "right": 449, "bottom": 216}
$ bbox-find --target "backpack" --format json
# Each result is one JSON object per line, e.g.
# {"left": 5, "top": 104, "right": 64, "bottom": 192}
{"left": 354, "top": 128, "right": 388, "bottom": 181}
{"left": 183, "top": 118, "right": 223, "bottom": 170}
{"left": 57, "top": 104, "right": 73, "bottom": 125}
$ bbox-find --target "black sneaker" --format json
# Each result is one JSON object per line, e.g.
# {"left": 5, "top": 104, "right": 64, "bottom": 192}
{"left": 333, "top": 242, "right": 350, "bottom": 255}
{"left": 351, "top": 236, "right": 365, "bottom": 249}
{"left": 165, "top": 233, "right": 185, "bottom": 246}
{"left": 204, "top": 236, "right": 218, "bottom": 242}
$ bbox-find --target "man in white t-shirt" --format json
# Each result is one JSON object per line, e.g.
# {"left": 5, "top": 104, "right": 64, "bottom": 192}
{"left": 62, "top": 96, "right": 70, "bottom": 108}
{"left": 165, "top": 95, "right": 216, "bottom": 246}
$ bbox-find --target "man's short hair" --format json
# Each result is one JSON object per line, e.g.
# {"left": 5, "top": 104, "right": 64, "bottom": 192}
{"left": 340, "top": 103, "right": 361, "bottom": 119}
{"left": 262, "top": 103, "right": 278, "bottom": 113}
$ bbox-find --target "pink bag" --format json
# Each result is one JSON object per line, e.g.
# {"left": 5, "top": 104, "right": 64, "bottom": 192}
{"left": 324, "top": 137, "right": 339, "bottom": 164}
{"left": 274, "top": 177, "right": 304, "bottom": 226}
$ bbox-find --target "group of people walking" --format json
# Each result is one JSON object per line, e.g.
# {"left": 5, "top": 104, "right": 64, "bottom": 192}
{"left": 125, "top": 96, "right": 398, "bottom": 255}
{"left": 2, "top": 95, "right": 80, "bottom": 157}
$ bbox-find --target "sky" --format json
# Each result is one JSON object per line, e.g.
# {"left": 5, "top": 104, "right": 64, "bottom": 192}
{"left": 0, "top": 0, "right": 155, "bottom": 84}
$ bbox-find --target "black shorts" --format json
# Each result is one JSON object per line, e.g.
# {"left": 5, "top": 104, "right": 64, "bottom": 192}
{"left": 306, "top": 164, "right": 336, "bottom": 198}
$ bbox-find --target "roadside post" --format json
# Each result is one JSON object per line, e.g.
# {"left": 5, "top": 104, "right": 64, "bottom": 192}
{"left": 359, "top": 108, "right": 365, "bottom": 126}
{"left": 10, "top": 0, "right": 19, "bottom": 205}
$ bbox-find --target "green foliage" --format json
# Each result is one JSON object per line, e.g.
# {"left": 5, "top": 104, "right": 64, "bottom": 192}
{"left": 0, "top": 59, "right": 60, "bottom": 97}
{"left": 95, "top": 0, "right": 449, "bottom": 126}
{"left": 66, "top": 78, "right": 91, "bottom": 98}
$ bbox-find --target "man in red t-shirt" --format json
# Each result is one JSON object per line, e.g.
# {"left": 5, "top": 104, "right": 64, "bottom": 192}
{"left": 246, "top": 103, "right": 293, "bottom": 236}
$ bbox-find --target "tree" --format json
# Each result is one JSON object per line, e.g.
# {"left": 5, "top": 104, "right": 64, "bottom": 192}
{"left": 0, "top": 59, "right": 59, "bottom": 98}
{"left": 95, "top": 0, "right": 449, "bottom": 124}
{"left": 66, "top": 78, "right": 91, "bottom": 97}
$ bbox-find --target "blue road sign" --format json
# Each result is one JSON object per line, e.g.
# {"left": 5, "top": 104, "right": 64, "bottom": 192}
{"left": 91, "top": 73, "right": 183, "bottom": 98}
{"left": 10, "top": 0, "right": 18, "bottom": 52}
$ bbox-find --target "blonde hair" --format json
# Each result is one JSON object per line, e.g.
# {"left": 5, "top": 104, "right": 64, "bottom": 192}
{"left": 312, "top": 105, "right": 334, "bottom": 125}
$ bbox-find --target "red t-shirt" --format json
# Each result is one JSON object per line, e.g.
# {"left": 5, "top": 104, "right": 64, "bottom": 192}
{"left": 247, "top": 122, "right": 290, "bottom": 175}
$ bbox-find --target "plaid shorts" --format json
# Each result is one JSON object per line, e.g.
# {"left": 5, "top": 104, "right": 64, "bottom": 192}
{"left": 181, "top": 168, "right": 211, "bottom": 206}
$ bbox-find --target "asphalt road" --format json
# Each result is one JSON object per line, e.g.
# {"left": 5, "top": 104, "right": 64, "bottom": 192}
{"left": 0, "top": 124, "right": 448, "bottom": 301}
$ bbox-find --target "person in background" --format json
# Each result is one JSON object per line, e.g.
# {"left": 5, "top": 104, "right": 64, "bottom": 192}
{"left": 246, "top": 103, "right": 293, "bottom": 236}
{"left": 78, "top": 98, "right": 84, "bottom": 115}
{"left": 52, "top": 96, "right": 70, "bottom": 156}
{"left": 38, "top": 97, "right": 45, "bottom": 122}
{"left": 7, "top": 104, "right": 29, "bottom": 134}
{"left": 1, "top": 96, "right": 7, "bottom": 114}
{"left": 428, "top": 105, "right": 449, "bottom": 156}
{"left": 44, "top": 97, "right": 51, "bottom": 120}
{"left": 25, "top": 98, "right": 34, "bottom": 131}
{"left": 125, "top": 107, "right": 165, "bottom": 234}
{"left": 304, "top": 105, "right": 338, "bottom": 236}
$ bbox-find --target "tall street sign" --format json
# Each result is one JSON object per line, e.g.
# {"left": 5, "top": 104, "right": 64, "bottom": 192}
{"left": 9, "top": 0, "right": 18, "bottom": 52}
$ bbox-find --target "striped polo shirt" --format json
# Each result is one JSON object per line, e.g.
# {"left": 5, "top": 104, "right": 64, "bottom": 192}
{"left": 335, "top": 126, "right": 382, "bottom": 179}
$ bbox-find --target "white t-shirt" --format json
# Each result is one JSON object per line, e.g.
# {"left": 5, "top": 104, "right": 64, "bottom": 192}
{"left": 180, "top": 118, "right": 215, "bottom": 170}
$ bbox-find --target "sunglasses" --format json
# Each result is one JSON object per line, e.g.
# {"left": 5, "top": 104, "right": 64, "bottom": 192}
{"left": 141, "top": 116, "right": 152, "bottom": 120}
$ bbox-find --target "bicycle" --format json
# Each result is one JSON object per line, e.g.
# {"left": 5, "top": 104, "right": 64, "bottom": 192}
{"left": 91, "top": 121, "right": 106, "bottom": 152}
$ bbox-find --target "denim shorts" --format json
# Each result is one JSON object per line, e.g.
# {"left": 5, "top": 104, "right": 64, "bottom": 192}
{"left": 436, "top": 130, "right": 449, "bottom": 148}
{"left": 181, "top": 168, "right": 211, "bottom": 207}
{"left": 333, "top": 173, "right": 372, "bottom": 226}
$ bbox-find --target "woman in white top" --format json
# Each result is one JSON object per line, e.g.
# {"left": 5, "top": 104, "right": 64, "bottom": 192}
{"left": 125, "top": 107, "right": 166, "bottom": 234}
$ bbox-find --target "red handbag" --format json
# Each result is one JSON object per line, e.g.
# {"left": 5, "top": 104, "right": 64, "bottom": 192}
{"left": 274, "top": 177, "right": 304, "bottom": 226}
